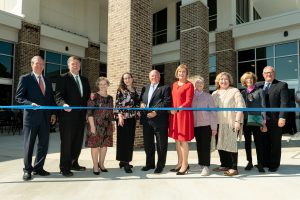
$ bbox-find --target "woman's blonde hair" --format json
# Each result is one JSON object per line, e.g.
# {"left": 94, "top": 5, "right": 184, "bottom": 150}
{"left": 175, "top": 64, "right": 189, "bottom": 79}
{"left": 215, "top": 72, "right": 234, "bottom": 89}
{"left": 96, "top": 76, "right": 110, "bottom": 88}
{"left": 240, "top": 72, "right": 257, "bottom": 87}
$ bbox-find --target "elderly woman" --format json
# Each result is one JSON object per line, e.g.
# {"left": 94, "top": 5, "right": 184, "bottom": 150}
{"left": 212, "top": 72, "right": 245, "bottom": 176}
{"left": 192, "top": 77, "right": 217, "bottom": 176}
{"left": 240, "top": 72, "right": 267, "bottom": 173}
{"left": 86, "top": 77, "right": 114, "bottom": 175}
{"left": 169, "top": 64, "right": 194, "bottom": 175}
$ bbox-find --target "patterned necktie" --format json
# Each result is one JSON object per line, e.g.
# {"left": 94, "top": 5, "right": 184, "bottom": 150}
{"left": 75, "top": 75, "right": 82, "bottom": 97}
{"left": 264, "top": 82, "right": 271, "bottom": 93}
{"left": 38, "top": 76, "right": 45, "bottom": 95}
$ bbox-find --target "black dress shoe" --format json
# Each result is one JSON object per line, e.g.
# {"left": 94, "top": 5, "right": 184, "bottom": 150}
{"left": 71, "top": 164, "right": 86, "bottom": 171}
{"left": 245, "top": 162, "right": 253, "bottom": 170}
{"left": 23, "top": 172, "right": 32, "bottom": 181}
{"left": 255, "top": 164, "right": 265, "bottom": 173}
{"left": 119, "top": 162, "right": 133, "bottom": 169}
{"left": 154, "top": 167, "right": 163, "bottom": 174}
{"left": 60, "top": 170, "right": 74, "bottom": 177}
{"left": 141, "top": 166, "right": 155, "bottom": 171}
{"left": 93, "top": 171, "right": 100, "bottom": 175}
{"left": 33, "top": 169, "right": 50, "bottom": 176}
{"left": 124, "top": 165, "right": 133, "bottom": 173}
{"left": 268, "top": 167, "right": 278, "bottom": 172}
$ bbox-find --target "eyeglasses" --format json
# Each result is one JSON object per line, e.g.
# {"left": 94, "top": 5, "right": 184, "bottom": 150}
{"left": 263, "top": 71, "right": 274, "bottom": 75}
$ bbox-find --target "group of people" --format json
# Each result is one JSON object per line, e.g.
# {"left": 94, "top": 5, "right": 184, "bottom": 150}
{"left": 15, "top": 55, "right": 289, "bottom": 181}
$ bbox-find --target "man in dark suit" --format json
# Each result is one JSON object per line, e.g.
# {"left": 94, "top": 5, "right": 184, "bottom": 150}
{"left": 15, "top": 56, "right": 56, "bottom": 181}
{"left": 55, "top": 56, "right": 91, "bottom": 177}
{"left": 256, "top": 66, "right": 289, "bottom": 172}
{"left": 140, "top": 70, "right": 171, "bottom": 173}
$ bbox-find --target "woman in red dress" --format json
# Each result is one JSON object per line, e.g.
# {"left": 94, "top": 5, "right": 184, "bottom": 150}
{"left": 169, "top": 64, "right": 194, "bottom": 175}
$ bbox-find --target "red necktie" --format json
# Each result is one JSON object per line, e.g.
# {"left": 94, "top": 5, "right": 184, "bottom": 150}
{"left": 38, "top": 76, "right": 45, "bottom": 95}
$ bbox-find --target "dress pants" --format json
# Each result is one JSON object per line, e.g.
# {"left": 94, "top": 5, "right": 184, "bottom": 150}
{"left": 116, "top": 117, "right": 136, "bottom": 163}
{"left": 23, "top": 120, "right": 50, "bottom": 172}
{"left": 143, "top": 120, "right": 168, "bottom": 168}
{"left": 262, "top": 124, "right": 282, "bottom": 169}
{"left": 243, "top": 125, "right": 264, "bottom": 166}
{"left": 194, "top": 126, "right": 212, "bottom": 166}
{"left": 59, "top": 111, "right": 85, "bottom": 170}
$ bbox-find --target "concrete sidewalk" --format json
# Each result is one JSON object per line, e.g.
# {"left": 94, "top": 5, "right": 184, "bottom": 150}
{"left": 0, "top": 132, "right": 299, "bottom": 200}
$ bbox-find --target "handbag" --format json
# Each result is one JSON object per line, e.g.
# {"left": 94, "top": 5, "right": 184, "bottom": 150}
{"left": 247, "top": 114, "right": 263, "bottom": 126}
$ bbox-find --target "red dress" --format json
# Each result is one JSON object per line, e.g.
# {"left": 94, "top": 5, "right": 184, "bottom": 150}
{"left": 168, "top": 81, "right": 194, "bottom": 141}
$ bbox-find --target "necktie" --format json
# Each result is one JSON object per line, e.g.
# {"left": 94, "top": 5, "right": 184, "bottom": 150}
{"left": 38, "top": 76, "right": 45, "bottom": 95}
{"left": 75, "top": 75, "right": 82, "bottom": 97}
{"left": 147, "top": 85, "right": 155, "bottom": 107}
{"left": 264, "top": 82, "right": 271, "bottom": 93}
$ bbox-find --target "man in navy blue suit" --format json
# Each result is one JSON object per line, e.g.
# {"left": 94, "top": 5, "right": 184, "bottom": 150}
{"left": 15, "top": 56, "right": 56, "bottom": 181}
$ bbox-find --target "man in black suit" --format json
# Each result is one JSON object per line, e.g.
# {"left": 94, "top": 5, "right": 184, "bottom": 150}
{"left": 55, "top": 56, "right": 91, "bottom": 177}
{"left": 140, "top": 70, "right": 171, "bottom": 173}
{"left": 15, "top": 56, "right": 56, "bottom": 181}
{"left": 256, "top": 66, "right": 289, "bottom": 172}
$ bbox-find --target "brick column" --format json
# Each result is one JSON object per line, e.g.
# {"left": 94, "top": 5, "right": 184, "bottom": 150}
{"left": 14, "top": 21, "right": 40, "bottom": 100}
{"left": 180, "top": 1, "right": 209, "bottom": 89}
{"left": 215, "top": 29, "right": 237, "bottom": 86}
{"left": 107, "top": 0, "right": 152, "bottom": 148}
{"left": 83, "top": 42, "right": 100, "bottom": 92}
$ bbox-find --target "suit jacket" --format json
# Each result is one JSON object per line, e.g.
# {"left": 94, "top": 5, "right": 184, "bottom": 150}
{"left": 55, "top": 72, "right": 91, "bottom": 120}
{"left": 256, "top": 79, "right": 289, "bottom": 124}
{"left": 15, "top": 72, "right": 56, "bottom": 126}
{"left": 140, "top": 83, "right": 171, "bottom": 127}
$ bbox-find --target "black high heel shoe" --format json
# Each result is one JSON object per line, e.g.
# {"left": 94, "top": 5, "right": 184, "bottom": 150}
{"left": 98, "top": 163, "right": 108, "bottom": 172}
{"left": 93, "top": 167, "right": 100, "bottom": 175}
{"left": 170, "top": 166, "right": 181, "bottom": 172}
{"left": 176, "top": 165, "right": 189, "bottom": 175}
{"left": 119, "top": 162, "right": 133, "bottom": 169}
{"left": 124, "top": 164, "right": 133, "bottom": 173}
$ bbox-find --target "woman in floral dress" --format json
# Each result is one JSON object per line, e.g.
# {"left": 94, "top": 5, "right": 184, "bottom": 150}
{"left": 86, "top": 77, "right": 114, "bottom": 175}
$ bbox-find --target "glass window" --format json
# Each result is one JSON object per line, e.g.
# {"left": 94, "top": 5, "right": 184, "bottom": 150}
{"left": 238, "top": 49, "right": 255, "bottom": 62}
{"left": 209, "top": 55, "right": 216, "bottom": 85}
{"left": 45, "top": 63, "right": 60, "bottom": 78}
{"left": 99, "top": 63, "right": 107, "bottom": 77}
{"left": 275, "top": 42, "right": 297, "bottom": 57}
{"left": 208, "top": 0, "right": 217, "bottom": 32}
{"left": 256, "top": 59, "right": 274, "bottom": 81}
{"left": 0, "top": 84, "right": 12, "bottom": 105}
{"left": 46, "top": 51, "right": 61, "bottom": 64}
{"left": 0, "top": 41, "right": 14, "bottom": 55}
{"left": 153, "top": 8, "right": 167, "bottom": 45}
{"left": 275, "top": 56, "right": 298, "bottom": 80}
{"left": 238, "top": 61, "right": 255, "bottom": 80}
{"left": 176, "top": 1, "right": 181, "bottom": 39}
{"left": 236, "top": 0, "right": 249, "bottom": 24}
{"left": 256, "top": 46, "right": 274, "bottom": 59}
{"left": 0, "top": 55, "right": 13, "bottom": 78}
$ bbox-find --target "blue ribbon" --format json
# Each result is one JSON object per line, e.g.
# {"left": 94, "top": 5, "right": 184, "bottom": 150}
{"left": 0, "top": 105, "right": 299, "bottom": 112}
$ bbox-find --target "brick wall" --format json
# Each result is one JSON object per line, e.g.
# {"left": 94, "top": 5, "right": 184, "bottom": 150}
{"left": 83, "top": 42, "right": 100, "bottom": 92}
{"left": 107, "top": 0, "right": 152, "bottom": 148}
{"left": 180, "top": 1, "right": 209, "bottom": 90}
{"left": 215, "top": 29, "right": 237, "bottom": 86}
{"left": 14, "top": 21, "right": 40, "bottom": 101}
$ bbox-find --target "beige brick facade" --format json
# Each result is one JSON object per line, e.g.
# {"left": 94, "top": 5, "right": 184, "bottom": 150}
{"left": 164, "top": 62, "right": 179, "bottom": 86}
{"left": 14, "top": 21, "right": 41, "bottom": 100}
{"left": 107, "top": 0, "right": 152, "bottom": 148}
{"left": 180, "top": 1, "right": 209, "bottom": 89}
{"left": 83, "top": 42, "right": 101, "bottom": 92}
{"left": 215, "top": 29, "right": 237, "bottom": 86}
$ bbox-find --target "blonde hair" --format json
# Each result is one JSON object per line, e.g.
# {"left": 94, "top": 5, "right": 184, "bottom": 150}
{"left": 240, "top": 72, "right": 257, "bottom": 87}
{"left": 175, "top": 64, "right": 189, "bottom": 79}
{"left": 215, "top": 72, "right": 234, "bottom": 89}
{"left": 96, "top": 76, "right": 110, "bottom": 88}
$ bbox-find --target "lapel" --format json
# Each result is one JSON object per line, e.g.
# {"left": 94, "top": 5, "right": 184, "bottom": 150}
{"left": 144, "top": 85, "right": 150, "bottom": 104}
{"left": 149, "top": 83, "right": 161, "bottom": 104}
{"left": 268, "top": 79, "right": 278, "bottom": 94}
